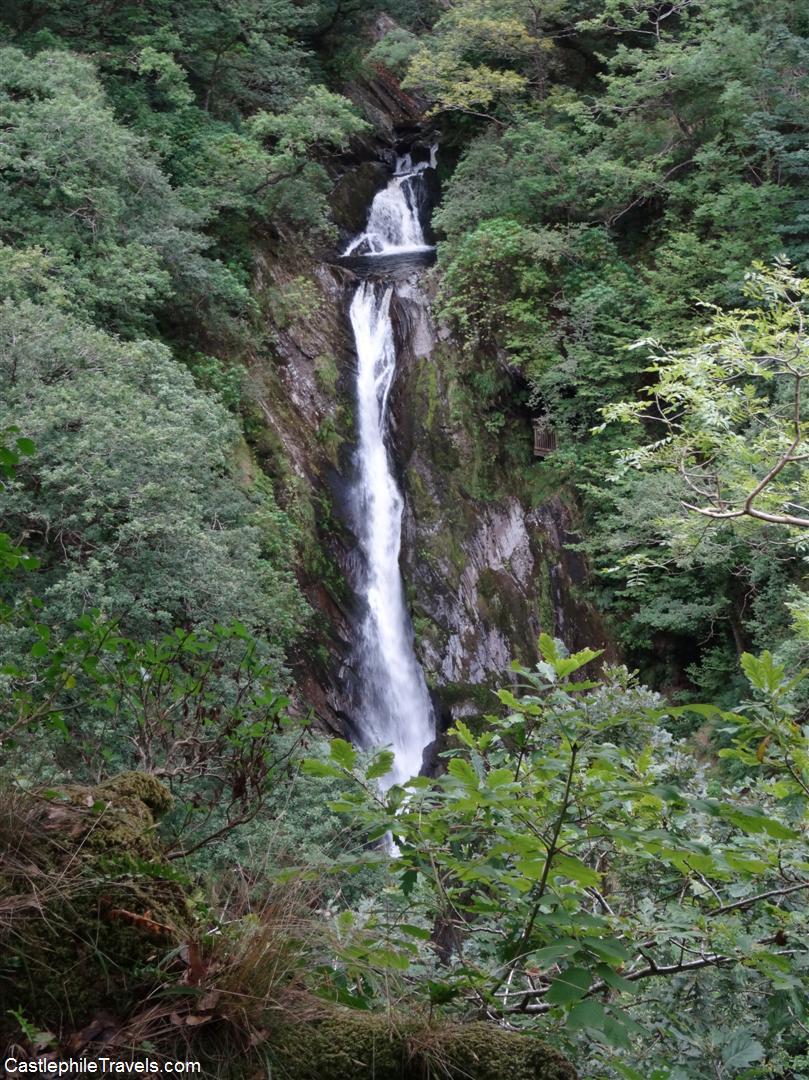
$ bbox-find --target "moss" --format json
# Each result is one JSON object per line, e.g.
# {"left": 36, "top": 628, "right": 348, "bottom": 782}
{"left": 423, "top": 359, "right": 440, "bottom": 433}
{"left": 0, "top": 781, "right": 577, "bottom": 1080}
{"left": 406, "top": 466, "right": 439, "bottom": 527}
{"left": 536, "top": 558, "right": 555, "bottom": 635}
{"left": 314, "top": 352, "right": 339, "bottom": 397}
{"left": 98, "top": 770, "right": 174, "bottom": 817}
{"left": 265, "top": 1015, "right": 577, "bottom": 1080}
{"left": 0, "top": 775, "right": 190, "bottom": 1035}
{"left": 418, "top": 1021, "right": 577, "bottom": 1080}
{"left": 266, "top": 1015, "right": 405, "bottom": 1079}
{"left": 315, "top": 415, "right": 342, "bottom": 465}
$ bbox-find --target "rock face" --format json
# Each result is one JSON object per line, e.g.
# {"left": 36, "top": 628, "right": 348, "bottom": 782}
{"left": 406, "top": 489, "right": 613, "bottom": 692}
{"left": 247, "top": 251, "right": 359, "bottom": 732}
{"left": 388, "top": 277, "right": 614, "bottom": 722}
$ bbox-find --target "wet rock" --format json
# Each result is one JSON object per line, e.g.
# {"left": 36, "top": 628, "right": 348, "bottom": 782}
{"left": 387, "top": 285, "right": 615, "bottom": 724}
{"left": 344, "top": 66, "right": 427, "bottom": 138}
{"left": 243, "top": 61, "right": 613, "bottom": 738}
{"left": 330, "top": 159, "right": 389, "bottom": 238}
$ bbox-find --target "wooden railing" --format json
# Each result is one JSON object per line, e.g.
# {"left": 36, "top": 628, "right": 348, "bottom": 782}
{"left": 533, "top": 419, "right": 557, "bottom": 457}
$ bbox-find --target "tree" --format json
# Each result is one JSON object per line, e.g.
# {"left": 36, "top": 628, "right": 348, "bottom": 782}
{"left": 0, "top": 301, "right": 307, "bottom": 644}
{"left": 1, "top": 614, "right": 304, "bottom": 858}
{"left": 0, "top": 47, "right": 249, "bottom": 336}
{"left": 402, "top": 0, "right": 590, "bottom": 119}
{"left": 0, "top": 434, "right": 307, "bottom": 860}
{"left": 601, "top": 261, "right": 809, "bottom": 530}
{"left": 416, "top": 0, "right": 809, "bottom": 688}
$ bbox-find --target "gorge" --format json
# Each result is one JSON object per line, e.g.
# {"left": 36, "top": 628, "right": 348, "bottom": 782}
{"left": 288, "top": 124, "right": 614, "bottom": 746}
{"left": 2, "top": 3, "right": 807, "bottom": 1075}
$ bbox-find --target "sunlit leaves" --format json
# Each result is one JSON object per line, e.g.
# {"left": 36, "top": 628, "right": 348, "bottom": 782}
{"left": 602, "top": 262, "right": 809, "bottom": 534}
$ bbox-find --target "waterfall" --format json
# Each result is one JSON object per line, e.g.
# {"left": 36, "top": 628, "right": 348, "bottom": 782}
{"left": 344, "top": 148, "right": 436, "bottom": 257}
{"left": 343, "top": 149, "right": 437, "bottom": 788}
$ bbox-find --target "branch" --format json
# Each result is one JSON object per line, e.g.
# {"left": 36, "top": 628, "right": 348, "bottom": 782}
{"left": 680, "top": 372, "right": 808, "bottom": 528}
{"left": 502, "top": 883, "right": 807, "bottom": 1014}
{"left": 495, "top": 743, "right": 579, "bottom": 1006}
{"left": 250, "top": 160, "right": 307, "bottom": 196}
{"left": 516, "top": 952, "right": 737, "bottom": 1013}
{"left": 519, "top": 742, "right": 578, "bottom": 952}
{"left": 709, "top": 880, "right": 809, "bottom": 915}
{"left": 682, "top": 502, "right": 809, "bottom": 528}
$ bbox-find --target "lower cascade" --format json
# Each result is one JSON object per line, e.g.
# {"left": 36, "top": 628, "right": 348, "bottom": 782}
{"left": 344, "top": 149, "right": 437, "bottom": 788}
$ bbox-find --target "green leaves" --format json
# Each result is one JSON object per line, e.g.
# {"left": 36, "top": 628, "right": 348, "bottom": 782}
{"left": 741, "top": 650, "right": 787, "bottom": 694}
{"left": 303, "top": 742, "right": 397, "bottom": 789}
{"left": 604, "top": 262, "right": 809, "bottom": 535}
{"left": 309, "top": 639, "right": 809, "bottom": 1078}
{"left": 551, "top": 853, "right": 602, "bottom": 888}
{"left": 447, "top": 757, "right": 479, "bottom": 787}
{"left": 0, "top": 427, "right": 35, "bottom": 479}
{"left": 302, "top": 759, "right": 343, "bottom": 779}
{"left": 3, "top": 611, "right": 302, "bottom": 858}
{"left": 0, "top": 303, "right": 308, "bottom": 650}
{"left": 566, "top": 998, "right": 607, "bottom": 1031}
{"left": 538, "top": 633, "right": 602, "bottom": 679}
{"left": 546, "top": 966, "right": 592, "bottom": 1005}
{"left": 719, "top": 804, "right": 797, "bottom": 840}
{"left": 329, "top": 739, "right": 357, "bottom": 770}
{"left": 366, "top": 750, "right": 395, "bottom": 782}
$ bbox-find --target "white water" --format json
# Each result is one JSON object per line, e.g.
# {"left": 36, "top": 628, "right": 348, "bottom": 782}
{"left": 344, "top": 148, "right": 437, "bottom": 257}
{"left": 344, "top": 149, "right": 437, "bottom": 788}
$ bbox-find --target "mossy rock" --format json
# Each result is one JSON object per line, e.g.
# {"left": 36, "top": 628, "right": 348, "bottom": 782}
{"left": 0, "top": 773, "right": 189, "bottom": 1034}
{"left": 265, "top": 1015, "right": 576, "bottom": 1079}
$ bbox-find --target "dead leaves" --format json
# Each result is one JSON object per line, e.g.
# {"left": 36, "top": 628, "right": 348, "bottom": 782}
{"left": 169, "top": 987, "right": 221, "bottom": 1029}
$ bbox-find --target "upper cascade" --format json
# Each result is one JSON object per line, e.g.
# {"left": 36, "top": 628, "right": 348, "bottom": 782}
{"left": 343, "top": 146, "right": 437, "bottom": 257}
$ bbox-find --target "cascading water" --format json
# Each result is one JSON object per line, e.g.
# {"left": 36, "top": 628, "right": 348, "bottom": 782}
{"left": 344, "top": 148, "right": 437, "bottom": 257}
{"left": 343, "top": 148, "right": 437, "bottom": 788}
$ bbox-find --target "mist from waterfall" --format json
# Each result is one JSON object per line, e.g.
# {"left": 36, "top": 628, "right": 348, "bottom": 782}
{"left": 344, "top": 149, "right": 437, "bottom": 788}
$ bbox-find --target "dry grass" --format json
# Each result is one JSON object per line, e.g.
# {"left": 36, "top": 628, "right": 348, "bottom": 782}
{"left": 0, "top": 781, "right": 328, "bottom": 1066}
{"left": 73, "top": 872, "right": 331, "bottom": 1064}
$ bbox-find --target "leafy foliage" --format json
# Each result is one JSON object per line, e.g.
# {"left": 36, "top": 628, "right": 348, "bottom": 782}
{"left": 401, "top": 0, "right": 809, "bottom": 686}
{"left": 0, "top": 301, "right": 306, "bottom": 643}
{"left": 0, "top": 46, "right": 233, "bottom": 336}
{"left": 308, "top": 637, "right": 809, "bottom": 1075}
{"left": 1, "top": 613, "right": 301, "bottom": 857}
{"left": 2, "top": 3, "right": 809, "bottom": 1078}
{"left": 602, "top": 261, "right": 809, "bottom": 531}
